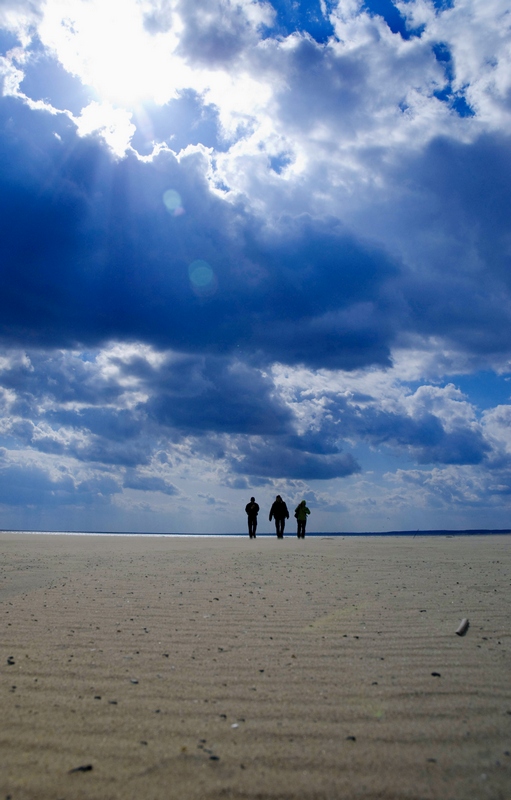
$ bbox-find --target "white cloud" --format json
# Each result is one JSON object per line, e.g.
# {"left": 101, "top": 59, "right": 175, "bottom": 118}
{"left": 2, "top": 0, "right": 509, "bottom": 178}
{"left": 482, "top": 405, "right": 511, "bottom": 456}
{"left": 401, "top": 0, "right": 511, "bottom": 125}
{"left": 0, "top": 0, "right": 43, "bottom": 42}
{"left": 37, "top": 0, "right": 184, "bottom": 106}
{"left": 73, "top": 101, "right": 135, "bottom": 156}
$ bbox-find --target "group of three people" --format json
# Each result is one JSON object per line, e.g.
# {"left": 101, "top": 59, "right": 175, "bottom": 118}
{"left": 245, "top": 495, "right": 310, "bottom": 539}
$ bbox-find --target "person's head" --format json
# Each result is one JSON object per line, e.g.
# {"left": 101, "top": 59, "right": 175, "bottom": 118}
{"left": 300, "top": 500, "right": 306, "bottom": 506}
{"left": 250, "top": 497, "right": 255, "bottom": 502}
{"left": 276, "top": 495, "right": 281, "bottom": 501}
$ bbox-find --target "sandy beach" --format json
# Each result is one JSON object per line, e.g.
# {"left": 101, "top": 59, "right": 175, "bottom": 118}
{"left": 0, "top": 533, "right": 510, "bottom": 800}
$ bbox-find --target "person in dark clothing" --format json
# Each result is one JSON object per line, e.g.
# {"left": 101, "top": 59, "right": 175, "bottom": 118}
{"left": 269, "top": 495, "right": 289, "bottom": 538}
{"left": 294, "top": 500, "right": 310, "bottom": 539}
{"left": 245, "top": 497, "right": 259, "bottom": 538}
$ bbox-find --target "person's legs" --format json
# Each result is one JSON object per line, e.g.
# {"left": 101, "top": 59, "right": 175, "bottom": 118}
{"left": 248, "top": 517, "right": 257, "bottom": 538}
{"left": 276, "top": 519, "right": 284, "bottom": 538}
{"left": 297, "top": 520, "right": 305, "bottom": 538}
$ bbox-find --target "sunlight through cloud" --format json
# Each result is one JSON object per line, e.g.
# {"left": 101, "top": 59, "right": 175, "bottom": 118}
{"left": 38, "top": 0, "right": 187, "bottom": 108}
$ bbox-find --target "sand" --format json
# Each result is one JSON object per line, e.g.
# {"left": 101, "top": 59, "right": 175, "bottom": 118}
{"left": 0, "top": 532, "right": 510, "bottom": 800}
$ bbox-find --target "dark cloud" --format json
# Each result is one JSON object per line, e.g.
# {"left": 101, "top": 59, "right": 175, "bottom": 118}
{"left": 412, "top": 134, "right": 511, "bottom": 283}
{"left": 0, "top": 462, "right": 120, "bottom": 507}
{"left": 391, "top": 133, "right": 511, "bottom": 355}
{"left": 319, "top": 392, "right": 491, "bottom": 467}
{"left": 146, "top": 355, "right": 293, "bottom": 435}
{"left": 413, "top": 426, "right": 490, "bottom": 466}
{"left": 362, "top": 409, "right": 489, "bottom": 465}
{"left": 0, "top": 95, "right": 403, "bottom": 370}
{"left": 231, "top": 437, "right": 361, "bottom": 480}
{"left": 273, "top": 37, "right": 367, "bottom": 135}
{"left": 123, "top": 470, "right": 178, "bottom": 495}
{"left": 0, "top": 351, "right": 122, "bottom": 408}
{"left": 48, "top": 407, "right": 144, "bottom": 443}
{"left": 175, "top": 0, "right": 258, "bottom": 66}
{"left": 68, "top": 437, "right": 152, "bottom": 468}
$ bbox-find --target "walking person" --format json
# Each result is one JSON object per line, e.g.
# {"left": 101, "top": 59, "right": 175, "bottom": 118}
{"left": 245, "top": 497, "right": 259, "bottom": 538}
{"left": 269, "top": 495, "right": 289, "bottom": 538}
{"left": 294, "top": 500, "right": 310, "bottom": 539}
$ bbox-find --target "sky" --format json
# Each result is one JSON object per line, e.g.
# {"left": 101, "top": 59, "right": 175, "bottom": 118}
{"left": 0, "top": 0, "right": 510, "bottom": 533}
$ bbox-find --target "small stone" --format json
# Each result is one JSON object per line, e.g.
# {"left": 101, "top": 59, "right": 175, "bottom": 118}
{"left": 69, "top": 764, "right": 93, "bottom": 773}
{"left": 431, "top": 672, "right": 441, "bottom": 677}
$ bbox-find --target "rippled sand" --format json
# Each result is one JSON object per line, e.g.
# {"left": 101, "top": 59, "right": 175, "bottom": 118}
{"left": 1, "top": 533, "right": 510, "bottom": 799}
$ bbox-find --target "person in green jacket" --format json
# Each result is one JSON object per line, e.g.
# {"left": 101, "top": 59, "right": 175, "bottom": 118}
{"left": 294, "top": 500, "right": 310, "bottom": 539}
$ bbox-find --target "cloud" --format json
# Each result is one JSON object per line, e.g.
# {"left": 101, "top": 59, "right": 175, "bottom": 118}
{"left": 0, "top": 0, "right": 43, "bottom": 31}
{"left": 175, "top": 0, "right": 270, "bottom": 67}
{"left": 0, "top": 0, "right": 511, "bottom": 529}
{"left": 230, "top": 437, "right": 361, "bottom": 480}
{"left": 142, "top": 0, "right": 174, "bottom": 35}
{"left": 146, "top": 354, "right": 293, "bottom": 434}
{"left": 123, "top": 469, "right": 179, "bottom": 495}
{"left": 0, "top": 95, "right": 406, "bottom": 371}
{"left": 0, "top": 458, "right": 120, "bottom": 508}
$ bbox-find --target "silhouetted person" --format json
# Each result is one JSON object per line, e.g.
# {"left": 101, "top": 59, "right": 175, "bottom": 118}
{"left": 269, "top": 495, "right": 289, "bottom": 538}
{"left": 245, "top": 496, "right": 259, "bottom": 538}
{"left": 295, "top": 500, "right": 310, "bottom": 538}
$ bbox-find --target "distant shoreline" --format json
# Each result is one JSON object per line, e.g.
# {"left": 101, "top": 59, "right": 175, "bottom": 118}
{"left": 1, "top": 528, "right": 510, "bottom": 537}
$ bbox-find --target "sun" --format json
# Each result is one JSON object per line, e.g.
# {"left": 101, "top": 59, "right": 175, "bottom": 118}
{"left": 39, "top": 0, "right": 188, "bottom": 109}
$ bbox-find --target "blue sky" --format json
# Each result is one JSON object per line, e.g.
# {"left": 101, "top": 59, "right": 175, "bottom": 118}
{"left": 0, "top": 0, "right": 510, "bottom": 533}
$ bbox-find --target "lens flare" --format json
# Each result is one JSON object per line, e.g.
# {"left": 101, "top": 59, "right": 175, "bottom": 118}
{"left": 163, "top": 189, "right": 184, "bottom": 216}
{"left": 188, "top": 260, "right": 217, "bottom": 297}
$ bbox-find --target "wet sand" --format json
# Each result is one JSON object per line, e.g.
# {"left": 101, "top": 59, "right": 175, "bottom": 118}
{"left": 1, "top": 533, "right": 510, "bottom": 799}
